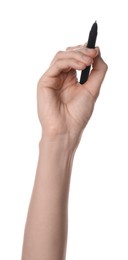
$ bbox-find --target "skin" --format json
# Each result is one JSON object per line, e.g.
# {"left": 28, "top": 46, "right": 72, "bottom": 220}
{"left": 21, "top": 44, "right": 108, "bottom": 260}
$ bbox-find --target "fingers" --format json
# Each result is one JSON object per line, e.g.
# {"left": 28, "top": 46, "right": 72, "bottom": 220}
{"left": 45, "top": 46, "right": 98, "bottom": 78}
{"left": 85, "top": 52, "right": 108, "bottom": 99}
{"left": 50, "top": 50, "right": 95, "bottom": 66}
{"left": 46, "top": 58, "right": 87, "bottom": 77}
{"left": 50, "top": 48, "right": 98, "bottom": 66}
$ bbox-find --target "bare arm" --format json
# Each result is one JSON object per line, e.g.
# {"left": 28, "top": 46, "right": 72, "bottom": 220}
{"left": 21, "top": 44, "right": 108, "bottom": 260}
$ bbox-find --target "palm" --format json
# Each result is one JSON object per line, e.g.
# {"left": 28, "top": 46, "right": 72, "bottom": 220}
{"left": 38, "top": 69, "right": 94, "bottom": 137}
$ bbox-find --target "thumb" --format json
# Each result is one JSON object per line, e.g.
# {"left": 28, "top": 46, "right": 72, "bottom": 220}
{"left": 85, "top": 52, "right": 108, "bottom": 100}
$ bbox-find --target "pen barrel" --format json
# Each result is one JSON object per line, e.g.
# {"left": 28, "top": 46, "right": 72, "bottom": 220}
{"left": 80, "top": 66, "right": 90, "bottom": 84}
{"left": 80, "top": 22, "right": 98, "bottom": 84}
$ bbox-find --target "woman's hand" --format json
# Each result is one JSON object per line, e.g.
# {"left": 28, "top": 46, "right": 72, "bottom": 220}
{"left": 37, "top": 44, "right": 108, "bottom": 144}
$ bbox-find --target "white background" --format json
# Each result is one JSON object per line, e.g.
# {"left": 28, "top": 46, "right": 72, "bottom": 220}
{"left": 0, "top": 0, "right": 128, "bottom": 259}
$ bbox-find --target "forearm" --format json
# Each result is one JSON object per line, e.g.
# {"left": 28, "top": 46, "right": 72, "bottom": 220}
{"left": 21, "top": 134, "right": 76, "bottom": 260}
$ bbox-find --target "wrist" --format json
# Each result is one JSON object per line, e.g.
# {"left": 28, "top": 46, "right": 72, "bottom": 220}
{"left": 39, "top": 132, "right": 81, "bottom": 153}
{"left": 38, "top": 133, "right": 77, "bottom": 189}
{"left": 39, "top": 133, "right": 79, "bottom": 176}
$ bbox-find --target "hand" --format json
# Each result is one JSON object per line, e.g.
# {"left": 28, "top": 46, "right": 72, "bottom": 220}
{"left": 37, "top": 44, "right": 108, "bottom": 143}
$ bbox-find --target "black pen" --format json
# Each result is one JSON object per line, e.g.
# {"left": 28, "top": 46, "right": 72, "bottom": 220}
{"left": 80, "top": 21, "right": 98, "bottom": 84}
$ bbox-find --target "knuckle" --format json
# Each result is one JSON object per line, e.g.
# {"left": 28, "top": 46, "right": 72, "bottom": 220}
{"left": 56, "top": 50, "right": 63, "bottom": 57}
{"left": 104, "top": 62, "right": 108, "bottom": 71}
{"left": 66, "top": 46, "right": 71, "bottom": 51}
{"left": 102, "top": 61, "right": 108, "bottom": 73}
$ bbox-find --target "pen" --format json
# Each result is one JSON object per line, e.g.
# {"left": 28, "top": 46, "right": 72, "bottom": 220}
{"left": 80, "top": 21, "right": 98, "bottom": 84}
